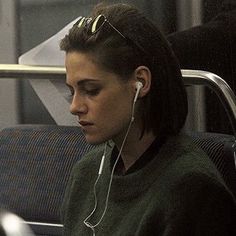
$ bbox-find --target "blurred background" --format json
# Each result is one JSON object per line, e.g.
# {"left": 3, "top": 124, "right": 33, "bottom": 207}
{"left": 0, "top": 0, "right": 231, "bottom": 130}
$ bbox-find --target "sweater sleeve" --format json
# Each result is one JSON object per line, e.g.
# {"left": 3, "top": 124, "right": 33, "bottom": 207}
{"left": 163, "top": 173, "right": 236, "bottom": 236}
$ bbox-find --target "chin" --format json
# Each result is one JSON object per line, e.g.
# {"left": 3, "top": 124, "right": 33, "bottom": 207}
{"left": 85, "top": 135, "right": 109, "bottom": 145}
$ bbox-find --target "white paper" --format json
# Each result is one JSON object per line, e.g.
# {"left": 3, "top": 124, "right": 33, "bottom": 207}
{"left": 18, "top": 17, "right": 81, "bottom": 66}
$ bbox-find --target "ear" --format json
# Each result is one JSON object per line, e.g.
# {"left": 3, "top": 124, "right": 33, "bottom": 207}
{"left": 134, "top": 66, "right": 152, "bottom": 98}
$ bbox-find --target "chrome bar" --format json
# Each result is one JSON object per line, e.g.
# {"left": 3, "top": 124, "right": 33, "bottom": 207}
{"left": 0, "top": 64, "right": 66, "bottom": 78}
{"left": 0, "top": 64, "right": 235, "bottom": 135}
{"left": 182, "top": 69, "right": 236, "bottom": 136}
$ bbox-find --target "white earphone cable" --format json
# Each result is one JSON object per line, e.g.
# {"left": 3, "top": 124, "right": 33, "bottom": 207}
{"left": 83, "top": 85, "right": 140, "bottom": 234}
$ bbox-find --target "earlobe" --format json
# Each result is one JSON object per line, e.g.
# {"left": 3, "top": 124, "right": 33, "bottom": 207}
{"left": 134, "top": 66, "right": 152, "bottom": 98}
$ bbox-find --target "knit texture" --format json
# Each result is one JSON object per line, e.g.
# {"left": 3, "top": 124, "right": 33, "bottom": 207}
{"left": 62, "top": 134, "right": 236, "bottom": 235}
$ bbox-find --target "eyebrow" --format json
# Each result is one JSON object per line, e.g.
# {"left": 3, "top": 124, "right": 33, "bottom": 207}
{"left": 66, "top": 79, "right": 101, "bottom": 88}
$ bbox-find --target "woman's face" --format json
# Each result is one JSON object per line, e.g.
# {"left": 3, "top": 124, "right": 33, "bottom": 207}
{"left": 65, "top": 51, "right": 136, "bottom": 145}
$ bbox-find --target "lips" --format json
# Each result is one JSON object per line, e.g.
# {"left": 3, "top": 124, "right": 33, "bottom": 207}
{"left": 79, "top": 121, "right": 93, "bottom": 127}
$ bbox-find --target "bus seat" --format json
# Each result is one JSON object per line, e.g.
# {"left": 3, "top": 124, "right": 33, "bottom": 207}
{"left": 0, "top": 125, "right": 94, "bottom": 236}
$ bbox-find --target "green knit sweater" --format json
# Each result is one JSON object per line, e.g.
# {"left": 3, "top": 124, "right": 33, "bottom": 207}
{"left": 62, "top": 134, "right": 236, "bottom": 236}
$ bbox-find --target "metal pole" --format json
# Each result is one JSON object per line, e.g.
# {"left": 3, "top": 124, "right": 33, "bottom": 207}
{"left": 176, "top": 0, "right": 205, "bottom": 132}
{"left": 0, "top": 0, "right": 19, "bottom": 129}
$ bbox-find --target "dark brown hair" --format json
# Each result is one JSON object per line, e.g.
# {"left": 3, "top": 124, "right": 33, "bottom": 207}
{"left": 60, "top": 3, "right": 188, "bottom": 137}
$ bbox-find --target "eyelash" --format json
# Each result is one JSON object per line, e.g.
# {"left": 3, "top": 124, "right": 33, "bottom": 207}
{"left": 68, "top": 88, "right": 74, "bottom": 96}
{"left": 85, "top": 88, "right": 100, "bottom": 96}
{"left": 67, "top": 88, "right": 100, "bottom": 98}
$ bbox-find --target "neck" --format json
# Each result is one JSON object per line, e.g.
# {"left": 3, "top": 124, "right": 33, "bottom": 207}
{"left": 114, "top": 127, "right": 156, "bottom": 172}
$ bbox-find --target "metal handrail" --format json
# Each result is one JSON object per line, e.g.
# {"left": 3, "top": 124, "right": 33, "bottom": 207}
{"left": 0, "top": 64, "right": 235, "bottom": 135}
{"left": 0, "top": 64, "right": 65, "bottom": 78}
{"left": 182, "top": 70, "right": 236, "bottom": 136}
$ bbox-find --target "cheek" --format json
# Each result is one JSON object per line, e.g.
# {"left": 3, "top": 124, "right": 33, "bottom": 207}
{"left": 85, "top": 87, "right": 125, "bottom": 121}
{"left": 98, "top": 94, "right": 133, "bottom": 126}
{"left": 109, "top": 90, "right": 129, "bottom": 108}
{"left": 84, "top": 91, "right": 134, "bottom": 144}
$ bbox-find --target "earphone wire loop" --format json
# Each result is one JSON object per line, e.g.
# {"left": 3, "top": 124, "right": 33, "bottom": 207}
{"left": 83, "top": 143, "right": 107, "bottom": 232}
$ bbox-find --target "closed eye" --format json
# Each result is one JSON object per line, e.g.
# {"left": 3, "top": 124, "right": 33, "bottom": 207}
{"left": 85, "top": 88, "right": 101, "bottom": 96}
{"left": 66, "top": 80, "right": 102, "bottom": 98}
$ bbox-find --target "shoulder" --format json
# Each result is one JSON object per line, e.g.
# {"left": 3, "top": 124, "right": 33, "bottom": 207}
{"left": 163, "top": 133, "right": 208, "bottom": 160}
{"left": 161, "top": 134, "right": 224, "bottom": 183}
{"left": 159, "top": 134, "right": 236, "bottom": 207}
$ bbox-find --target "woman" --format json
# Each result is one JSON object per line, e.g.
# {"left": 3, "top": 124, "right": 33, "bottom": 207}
{"left": 60, "top": 3, "right": 236, "bottom": 236}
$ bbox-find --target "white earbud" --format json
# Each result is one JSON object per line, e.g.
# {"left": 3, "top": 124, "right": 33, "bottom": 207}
{"left": 134, "top": 81, "right": 143, "bottom": 104}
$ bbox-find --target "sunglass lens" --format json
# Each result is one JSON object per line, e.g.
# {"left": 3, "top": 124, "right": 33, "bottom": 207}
{"left": 78, "top": 17, "right": 86, "bottom": 28}
{"left": 91, "top": 14, "right": 106, "bottom": 33}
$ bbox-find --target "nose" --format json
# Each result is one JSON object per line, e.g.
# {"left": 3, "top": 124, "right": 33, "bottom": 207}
{"left": 70, "top": 93, "right": 88, "bottom": 116}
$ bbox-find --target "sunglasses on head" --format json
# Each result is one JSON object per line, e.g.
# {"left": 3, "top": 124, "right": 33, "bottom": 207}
{"left": 74, "top": 14, "right": 148, "bottom": 56}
